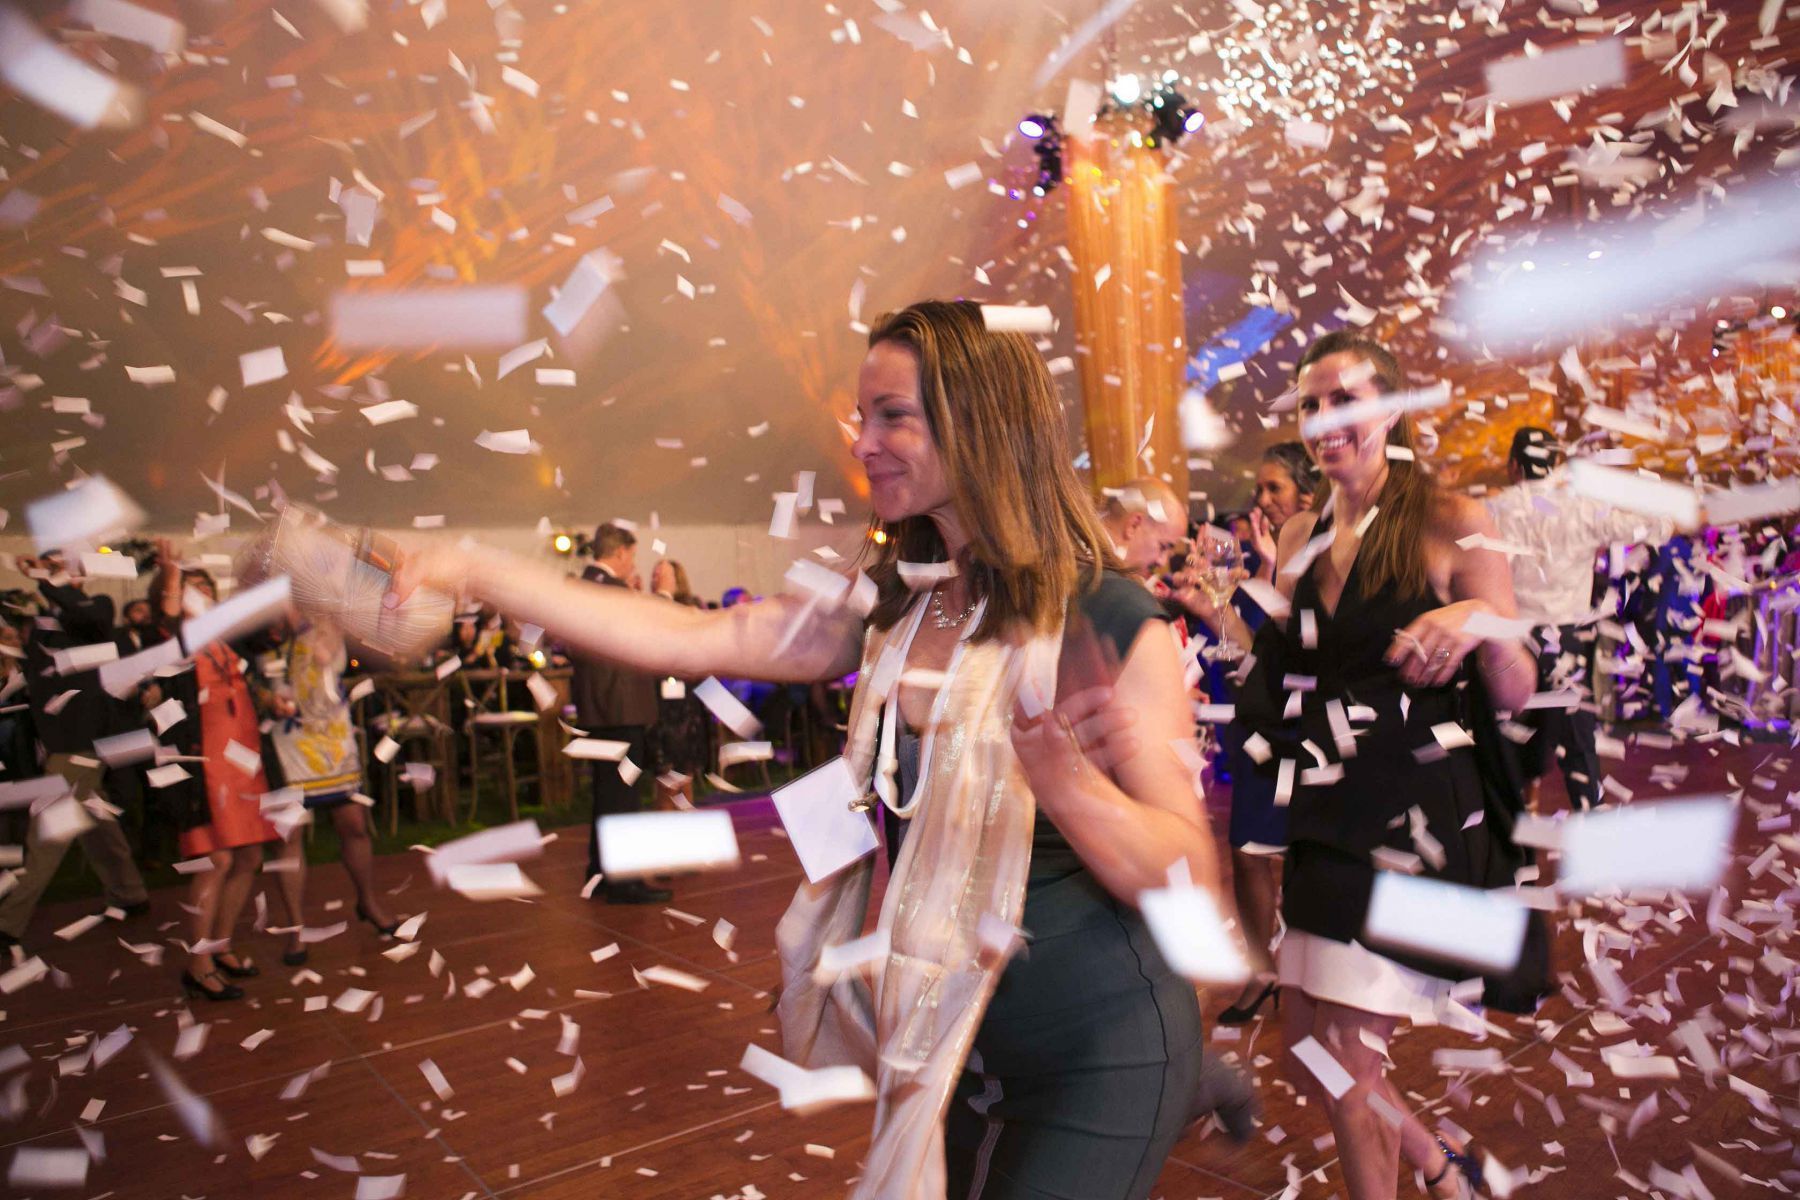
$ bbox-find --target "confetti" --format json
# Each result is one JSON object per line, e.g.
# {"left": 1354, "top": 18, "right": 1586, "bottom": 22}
{"left": 330, "top": 288, "right": 529, "bottom": 350}
{"left": 769, "top": 758, "right": 878, "bottom": 883}
{"left": 597, "top": 810, "right": 740, "bottom": 880}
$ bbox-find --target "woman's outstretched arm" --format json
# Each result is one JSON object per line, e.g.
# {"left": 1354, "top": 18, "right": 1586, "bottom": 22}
{"left": 388, "top": 539, "right": 866, "bottom": 684}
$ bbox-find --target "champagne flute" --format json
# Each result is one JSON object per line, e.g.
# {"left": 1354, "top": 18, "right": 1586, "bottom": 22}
{"left": 1194, "top": 527, "right": 1243, "bottom": 661}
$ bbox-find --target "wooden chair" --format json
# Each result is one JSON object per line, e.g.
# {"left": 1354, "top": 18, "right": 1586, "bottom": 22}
{"left": 458, "top": 669, "right": 542, "bottom": 825}
{"left": 366, "top": 676, "right": 460, "bottom": 833}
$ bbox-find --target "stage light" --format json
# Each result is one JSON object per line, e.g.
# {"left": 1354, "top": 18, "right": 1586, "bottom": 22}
{"left": 1018, "top": 114, "right": 1049, "bottom": 139}
{"left": 552, "top": 533, "right": 573, "bottom": 554}
{"left": 1108, "top": 74, "right": 1142, "bottom": 105}
{"left": 870, "top": 528, "right": 888, "bottom": 545}
{"left": 1773, "top": 306, "right": 1789, "bottom": 319}
{"left": 1183, "top": 108, "right": 1206, "bottom": 133}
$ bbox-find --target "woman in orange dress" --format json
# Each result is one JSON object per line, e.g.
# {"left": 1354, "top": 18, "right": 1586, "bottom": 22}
{"left": 153, "top": 542, "right": 286, "bottom": 1002}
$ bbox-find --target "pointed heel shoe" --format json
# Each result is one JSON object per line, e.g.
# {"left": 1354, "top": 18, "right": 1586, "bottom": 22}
{"left": 1215, "top": 979, "right": 1280, "bottom": 1026}
{"left": 357, "top": 905, "right": 402, "bottom": 937}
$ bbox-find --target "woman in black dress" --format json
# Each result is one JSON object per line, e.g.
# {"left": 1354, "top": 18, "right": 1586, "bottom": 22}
{"left": 384, "top": 300, "right": 1223, "bottom": 1199}
{"left": 1202, "top": 332, "right": 1540, "bottom": 1199}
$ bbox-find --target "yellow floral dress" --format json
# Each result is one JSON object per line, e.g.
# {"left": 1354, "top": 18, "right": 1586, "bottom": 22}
{"left": 270, "top": 625, "right": 361, "bottom": 803}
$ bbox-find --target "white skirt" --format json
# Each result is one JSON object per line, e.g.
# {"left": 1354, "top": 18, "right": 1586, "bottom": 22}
{"left": 1278, "top": 930, "right": 1457, "bottom": 1022}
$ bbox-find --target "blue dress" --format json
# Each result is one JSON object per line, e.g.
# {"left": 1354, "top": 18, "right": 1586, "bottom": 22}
{"left": 1218, "top": 592, "right": 1287, "bottom": 852}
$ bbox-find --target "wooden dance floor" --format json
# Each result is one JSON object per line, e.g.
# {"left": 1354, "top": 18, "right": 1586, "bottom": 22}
{"left": 1, "top": 737, "right": 1789, "bottom": 1199}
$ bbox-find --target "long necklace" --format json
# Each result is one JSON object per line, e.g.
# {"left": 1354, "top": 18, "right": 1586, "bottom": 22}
{"left": 928, "top": 582, "right": 977, "bottom": 630}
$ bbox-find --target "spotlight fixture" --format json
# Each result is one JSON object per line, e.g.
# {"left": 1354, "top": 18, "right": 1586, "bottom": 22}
{"left": 1147, "top": 87, "right": 1204, "bottom": 147}
{"left": 1011, "top": 68, "right": 1202, "bottom": 201}
{"left": 552, "top": 533, "right": 574, "bottom": 554}
{"left": 1773, "top": 305, "right": 1789, "bottom": 320}
{"left": 1017, "top": 113, "right": 1064, "bottom": 196}
{"left": 1107, "top": 74, "right": 1143, "bottom": 105}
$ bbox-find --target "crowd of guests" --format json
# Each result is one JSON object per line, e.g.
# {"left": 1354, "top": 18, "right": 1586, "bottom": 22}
{"left": 4, "top": 303, "right": 1797, "bottom": 1198}
{"left": 0, "top": 539, "right": 402, "bottom": 1000}
{"left": 0, "top": 526, "right": 842, "bottom": 984}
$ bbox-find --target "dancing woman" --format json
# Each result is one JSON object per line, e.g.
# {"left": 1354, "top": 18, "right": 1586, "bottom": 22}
{"left": 265, "top": 618, "right": 402, "bottom": 941}
{"left": 1225, "top": 333, "right": 1541, "bottom": 1199}
{"left": 150, "top": 543, "right": 295, "bottom": 1001}
{"left": 386, "top": 300, "right": 1224, "bottom": 1198}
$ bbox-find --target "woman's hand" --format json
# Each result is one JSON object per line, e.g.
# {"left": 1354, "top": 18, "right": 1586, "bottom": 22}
{"left": 1169, "top": 566, "right": 1246, "bottom": 633}
{"left": 1386, "top": 599, "right": 1491, "bottom": 689}
{"left": 383, "top": 538, "right": 477, "bottom": 610}
{"left": 1010, "top": 685, "right": 1140, "bottom": 804}
{"left": 1247, "top": 509, "right": 1278, "bottom": 579}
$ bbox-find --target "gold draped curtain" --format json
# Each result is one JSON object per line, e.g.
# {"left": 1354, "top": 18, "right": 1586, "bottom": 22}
{"left": 1064, "top": 134, "right": 1189, "bottom": 504}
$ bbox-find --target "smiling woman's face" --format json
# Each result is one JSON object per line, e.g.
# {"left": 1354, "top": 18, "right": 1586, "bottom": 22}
{"left": 851, "top": 341, "right": 952, "bottom": 524}
{"left": 1252, "top": 462, "right": 1307, "bottom": 531}
{"left": 1296, "top": 350, "right": 1390, "bottom": 481}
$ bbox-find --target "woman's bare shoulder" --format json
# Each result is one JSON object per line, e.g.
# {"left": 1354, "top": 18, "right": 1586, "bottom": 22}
{"left": 1427, "top": 490, "right": 1493, "bottom": 542}
{"left": 1278, "top": 509, "right": 1321, "bottom": 552}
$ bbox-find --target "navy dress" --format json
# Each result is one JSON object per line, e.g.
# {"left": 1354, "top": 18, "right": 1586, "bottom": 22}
{"left": 1218, "top": 594, "right": 1287, "bottom": 852}
{"left": 883, "top": 574, "right": 1204, "bottom": 1200}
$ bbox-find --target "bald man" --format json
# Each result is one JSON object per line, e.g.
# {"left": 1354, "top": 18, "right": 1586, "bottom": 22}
{"left": 1098, "top": 478, "right": 1188, "bottom": 579}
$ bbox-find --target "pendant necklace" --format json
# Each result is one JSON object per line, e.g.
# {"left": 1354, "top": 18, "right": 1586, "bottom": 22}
{"left": 928, "top": 582, "right": 977, "bottom": 630}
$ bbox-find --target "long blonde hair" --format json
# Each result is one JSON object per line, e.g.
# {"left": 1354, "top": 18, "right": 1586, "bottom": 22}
{"left": 861, "top": 300, "right": 1115, "bottom": 640}
{"left": 1297, "top": 330, "right": 1438, "bottom": 602}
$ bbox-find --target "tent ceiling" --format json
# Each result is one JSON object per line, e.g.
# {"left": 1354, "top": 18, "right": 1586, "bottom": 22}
{"left": 1, "top": 0, "right": 1792, "bottom": 538}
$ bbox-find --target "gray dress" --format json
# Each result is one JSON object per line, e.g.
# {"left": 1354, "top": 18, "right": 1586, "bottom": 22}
{"left": 885, "top": 573, "right": 1204, "bottom": 1200}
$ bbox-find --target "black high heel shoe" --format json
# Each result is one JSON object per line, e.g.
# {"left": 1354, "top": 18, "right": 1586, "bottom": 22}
{"left": 181, "top": 970, "right": 244, "bottom": 1002}
{"left": 357, "top": 905, "right": 401, "bottom": 937}
{"left": 214, "top": 950, "right": 260, "bottom": 979}
{"left": 1425, "top": 1131, "right": 1486, "bottom": 1198}
{"left": 1215, "top": 979, "right": 1280, "bottom": 1026}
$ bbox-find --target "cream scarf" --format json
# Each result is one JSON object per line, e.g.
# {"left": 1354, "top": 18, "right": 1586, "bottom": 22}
{"left": 775, "top": 598, "right": 1059, "bottom": 1198}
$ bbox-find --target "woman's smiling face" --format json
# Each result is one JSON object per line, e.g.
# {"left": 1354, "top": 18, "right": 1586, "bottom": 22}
{"left": 851, "top": 340, "right": 952, "bottom": 524}
{"left": 1296, "top": 350, "right": 1390, "bottom": 480}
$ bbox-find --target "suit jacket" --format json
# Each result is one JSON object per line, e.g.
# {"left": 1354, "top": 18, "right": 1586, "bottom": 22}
{"left": 24, "top": 581, "right": 133, "bottom": 756}
{"left": 570, "top": 566, "right": 659, "bottom": 730}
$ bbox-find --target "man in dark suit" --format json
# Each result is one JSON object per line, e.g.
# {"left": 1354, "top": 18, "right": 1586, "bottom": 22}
{"left": 1, "top": 554, "right": 149, "bottom": 952}
{"left": 572, "top": 524, "right": 669, "bottom": 904}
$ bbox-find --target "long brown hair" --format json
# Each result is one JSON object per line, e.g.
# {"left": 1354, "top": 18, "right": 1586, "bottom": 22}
{"left": 656, "top": 559, "right": 695, "bottom": 605}
{"left": 860, "top": 300, "right": 1114, "bottom": 640}
{"left": 1296, "top": 330, "right": 1438, "bottom": 602}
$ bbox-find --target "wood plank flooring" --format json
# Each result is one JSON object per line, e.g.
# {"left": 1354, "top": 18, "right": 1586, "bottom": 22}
{"left": 0, "top": 738, "right": 1792, "bottom": 1198}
